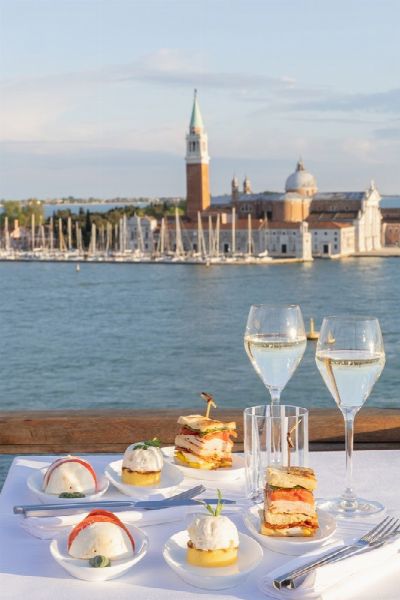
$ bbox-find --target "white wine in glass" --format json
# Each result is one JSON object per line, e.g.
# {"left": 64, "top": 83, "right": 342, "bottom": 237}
{"left": 244, "top": 305, "right": 306, "bottom": 405}
{"left": 315, "top": 316, "right": 385, "bottom": 516}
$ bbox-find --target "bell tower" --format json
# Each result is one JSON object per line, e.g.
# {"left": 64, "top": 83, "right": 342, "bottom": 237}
{"left": 185, "top": 90, "right": 210, "bottom": 220}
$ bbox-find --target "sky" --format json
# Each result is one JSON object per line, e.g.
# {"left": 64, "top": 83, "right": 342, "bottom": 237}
{"left": 1, "top": 0, "right": 400, "bottom": 199}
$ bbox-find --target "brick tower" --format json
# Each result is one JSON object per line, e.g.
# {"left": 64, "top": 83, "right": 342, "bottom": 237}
{"left": 185, "top": 90, "right": 210, "bottom": 220}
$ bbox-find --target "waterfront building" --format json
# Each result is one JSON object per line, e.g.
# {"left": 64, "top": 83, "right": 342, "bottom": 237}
{"left": 126, "top": 215, "right": 157, "bottom": 253}
{"left": 183, "top": 92, "right": 389, "bottom": 258}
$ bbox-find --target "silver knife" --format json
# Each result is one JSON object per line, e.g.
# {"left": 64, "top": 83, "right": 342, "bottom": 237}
{"left": 14, "top": 497, "right": 236, "bottom": 517}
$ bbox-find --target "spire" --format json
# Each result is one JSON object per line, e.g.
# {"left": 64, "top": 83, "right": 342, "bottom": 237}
{"left": 296, "top": 157, "right": 305, "bottom": 171}
{"left": 189, "top": 89, "right": 204, "bottom": 133}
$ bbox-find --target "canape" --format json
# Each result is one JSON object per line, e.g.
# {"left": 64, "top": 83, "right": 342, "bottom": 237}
{"left": 121, "top": 439, "right": 163, "bottom": 486}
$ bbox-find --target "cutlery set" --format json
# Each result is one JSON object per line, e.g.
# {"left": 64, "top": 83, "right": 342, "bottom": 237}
{"left": 273, "top": 515, "right": 400, "bottom": 590}
{"left": 13, "top": 484, "right": 238, "bottom": 517}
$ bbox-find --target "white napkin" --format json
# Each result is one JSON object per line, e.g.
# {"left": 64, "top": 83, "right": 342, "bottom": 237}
{"left": 259, "top": 537, "right": 400, "bottom": 600}
{"left": 19, "top": 505, "right": 241, "bottom": 539}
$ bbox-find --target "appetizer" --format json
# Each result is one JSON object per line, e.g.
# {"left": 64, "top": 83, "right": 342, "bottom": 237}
{"left": 187, "top": 491, "right": 239, "bottom": 567}
{"left": 261, "top": 466, "right": 319, "bottom": 537}
{"left": 68, "top": 509, "right": 135, "bottom": 560}
{"left": 43, "top": 455, "right": 97, "bottom": 495}
{"left": 121, "top": 438, "right": 163, "bottom": 486}
{"left": 175, "top": 398, "right": 236, "bottom": 470}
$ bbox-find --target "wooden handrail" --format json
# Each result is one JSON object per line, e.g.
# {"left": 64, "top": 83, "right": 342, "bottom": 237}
{"left": 0, "top": 408, "right": 399, "bottom": 454}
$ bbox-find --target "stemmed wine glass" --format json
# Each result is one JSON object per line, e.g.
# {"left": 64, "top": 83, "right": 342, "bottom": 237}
{"left": 315, "top": 316, "right": 385, "bottom": 516}
{"left": 244, "top": 304, "right": 307, "bottom": 405}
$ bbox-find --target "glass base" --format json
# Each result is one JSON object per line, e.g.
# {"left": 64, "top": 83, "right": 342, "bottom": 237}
{"left": 317, "top": 496, "right": 385, "bottom": 518}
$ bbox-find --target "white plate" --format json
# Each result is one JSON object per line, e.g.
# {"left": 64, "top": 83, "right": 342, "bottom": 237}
{"left": 162, "top": 446, "right": 245, "bottom": 482}
{"left": 50, "top": 524, "right": 148, "bottom": 581}
{"left": 27, "top": 468, "right": 109, "bottom": 503}
{"left": 163, "top": 530, "right": 263, "bottom": 590}
{"left": 243, "top": 505, "right": 336, "bottom": 556}
{"left": 105, "top": 459, "right": 184, "bottom": 499}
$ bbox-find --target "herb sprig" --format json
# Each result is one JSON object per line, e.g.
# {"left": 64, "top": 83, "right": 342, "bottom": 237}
{"left": 198, "top": 488, "right": 224, "bottom": 517}
{"left": 134, "top": 437, "right": 161, "bottom": 450}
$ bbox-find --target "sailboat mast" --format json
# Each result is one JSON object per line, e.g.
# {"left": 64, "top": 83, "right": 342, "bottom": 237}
{"left": 67, "top": 217, "right": 72, "bottom": 250}
{"left": 31, "top": 213, "right": 35, "bottom": 251}
{"left": 232, "top": 207, "right": 236, "bottom": 255}
{"left": 247, "top": 213, "right": 252, "bottom": 256}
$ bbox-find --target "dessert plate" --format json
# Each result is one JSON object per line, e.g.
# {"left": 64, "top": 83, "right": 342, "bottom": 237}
{"left": 105, "top": 459, "right": 184, "bottom": 499}
{"left": 163, "top": 530, "right": 263, "bottom": 590}
{"left": 27, "top": 467, "right": 109, "bottom": 504}
{"left": 50, "top": 524, "right": 148, "bottom": 582}
{"left": 243, "top": 505, "right": 336, "bottom": 556}
{"left": 162, "top": 446, "right": 245, "bottom": 482}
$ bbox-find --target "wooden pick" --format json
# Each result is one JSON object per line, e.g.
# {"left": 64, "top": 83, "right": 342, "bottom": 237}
{"left": 287, "top": 417, "right": 302, "bottom": 471}
{"left": 200, "top": 392, "right": 217, "bottom": 419}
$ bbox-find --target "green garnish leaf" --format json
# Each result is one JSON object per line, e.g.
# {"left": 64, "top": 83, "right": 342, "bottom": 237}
{"left": 89, "top": 555, "right": 111, "bottom": 568}
{"left": 198, "top": 488, "right": 224, "bottom": 517}
{"left": 58, "top": 492, "right": 86, "bottom": 498}
{"left": 134, "top": 437, "right": 161, "bottom": 450}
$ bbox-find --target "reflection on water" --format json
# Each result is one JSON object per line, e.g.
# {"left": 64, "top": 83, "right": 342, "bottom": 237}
{"left": 0, "top": 258, "right": 398, "bottom": 411}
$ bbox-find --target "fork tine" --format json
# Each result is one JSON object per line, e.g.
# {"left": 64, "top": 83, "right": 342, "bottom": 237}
{"left": 367, "top": 517, "right": 396, "bottom": 543}
{"left": 361, "top": 516, "right": 391, "bottom": 542}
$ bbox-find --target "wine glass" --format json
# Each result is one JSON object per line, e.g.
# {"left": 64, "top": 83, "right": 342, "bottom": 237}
{"left": 244, "top": 304, "right": 307, "bottom": 405}
{"left": 315, "top": 316, "right": 385, "bottom": 516}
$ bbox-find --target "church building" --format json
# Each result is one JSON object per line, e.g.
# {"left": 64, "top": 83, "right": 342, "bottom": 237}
{"left": 182, "top": 91, "right": 383, "bottom": 259}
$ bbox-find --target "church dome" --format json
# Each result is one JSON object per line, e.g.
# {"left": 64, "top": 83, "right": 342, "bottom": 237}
{"left": 285, "top": 160, "right": 317, "bottom": 197}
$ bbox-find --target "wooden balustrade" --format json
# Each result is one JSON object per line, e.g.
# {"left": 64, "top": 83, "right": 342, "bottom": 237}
{"left": 0, "top": 408, "right": 399, "bottom": 454}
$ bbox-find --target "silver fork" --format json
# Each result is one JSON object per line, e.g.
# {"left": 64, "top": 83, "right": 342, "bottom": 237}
{"left": 273, "top": 516, "right": 400, "bottom": 590}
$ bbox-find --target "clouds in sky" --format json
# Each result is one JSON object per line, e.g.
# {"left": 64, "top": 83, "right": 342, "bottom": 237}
{"left": 1, "top": 20, "right": 400, "bottom": 197}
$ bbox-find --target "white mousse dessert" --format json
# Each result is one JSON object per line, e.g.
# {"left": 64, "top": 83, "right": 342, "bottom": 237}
{"left": 187, "top": 493, "right": 239, "bottom": 567}
{"left": 43, "top": 456, "right": 97, "bottom": 495}
{"left": 68, "top": 510, "right": 135, "bottom": 560}
{"left": 122, "top": 440, "right": 163, "bottom": 486}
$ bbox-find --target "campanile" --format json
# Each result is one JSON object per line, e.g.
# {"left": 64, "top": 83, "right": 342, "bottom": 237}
{"left": 185, "top": 90, "right": 210, "bottom": 220}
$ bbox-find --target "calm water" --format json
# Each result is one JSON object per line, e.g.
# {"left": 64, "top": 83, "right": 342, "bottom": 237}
{"left": 0, "top": 258, "right": 398, "bottom": 412}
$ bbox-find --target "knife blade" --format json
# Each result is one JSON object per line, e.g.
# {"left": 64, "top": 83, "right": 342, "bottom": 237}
{"left": 14, "top": 497, "right": 236, "bottom": 517}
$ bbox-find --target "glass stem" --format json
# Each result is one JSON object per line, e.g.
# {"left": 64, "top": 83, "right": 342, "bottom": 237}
{"left": 269, "top": 388, "right": 281, "bottom": 465}
{"left": 342, "top": 408, "right": 357, "bottom": 506}
{"left": 270, "top": 388, "right": 281, "bottom": 406}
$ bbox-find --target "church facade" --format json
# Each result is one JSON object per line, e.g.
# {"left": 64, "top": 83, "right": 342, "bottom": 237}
{"left": 182, "top": 92, "right": 383, "bottom": 259}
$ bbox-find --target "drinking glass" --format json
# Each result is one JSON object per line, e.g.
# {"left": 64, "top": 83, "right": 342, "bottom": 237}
{"left": 244, "top": 304, "right": 306, "bottom": 405}
{"left": 315, "top": 316, "right": 385, "bottom": 516}
{"left": 244, "top": 405, "right": 308, "bottom": 502}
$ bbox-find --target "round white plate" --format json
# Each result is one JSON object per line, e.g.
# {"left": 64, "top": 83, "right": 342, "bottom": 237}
{"left": 163, "top": 530, "right": 263, "bottom": 590}
{"left": 105, "top": 459, "right": 184, "bottom": 499}
{"left": 50, "top": 525, "right": 148, "bottom": 582}
{"left": 243, "top": 505, "right": 336, "bottom": 556}
{"left": 27, "top": 468, "right": 109, "bottom": 503}
{"left": 162, "top": 446, "right": 245, "bottom": 482}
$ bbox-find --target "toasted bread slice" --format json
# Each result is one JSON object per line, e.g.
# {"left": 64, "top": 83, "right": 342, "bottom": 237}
{"left": 266, "top": 466, "right": 317, "bottom": 491}
{"left": 260, "top": 521, "right": 317, "bottom": 537}
{"left": 177, "top": 414, "right": 236, "bottom": 433}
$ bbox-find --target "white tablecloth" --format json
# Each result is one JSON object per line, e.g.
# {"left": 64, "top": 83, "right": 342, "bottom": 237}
{"left": 1, "top": 451, "right": 400, "bottom": 600}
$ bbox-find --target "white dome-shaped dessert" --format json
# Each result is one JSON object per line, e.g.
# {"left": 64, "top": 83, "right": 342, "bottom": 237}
{"left": 68, "top": 521, "right": 134, "bottom": 559}
{"left": 43, "top": 456, "right": 97, "bottom": 495}
{"left": 122, "top": 443, "right": 163, "bottom": 473}
{"left": 285, "top": 160, "right": 317, "bottom": 197}
{"left": 187, "top": 515, "right": 239, "bottom": 550}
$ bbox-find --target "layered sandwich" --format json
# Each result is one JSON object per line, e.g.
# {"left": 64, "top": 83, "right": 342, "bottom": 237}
{"left": 261, "top": 466, "right": 319, "bottom": 537}
{"left": 174, "top": 414, "right": 237, "bottom": 470}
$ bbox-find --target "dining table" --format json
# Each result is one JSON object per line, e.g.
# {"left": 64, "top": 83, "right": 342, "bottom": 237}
{"left": 1, "top": 449, "right": 400, "bottom": 600}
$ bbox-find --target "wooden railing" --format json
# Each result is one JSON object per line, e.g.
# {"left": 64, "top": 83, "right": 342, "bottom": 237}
{"left": 0, "top": 408, "right": 399, "bottom": 454}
